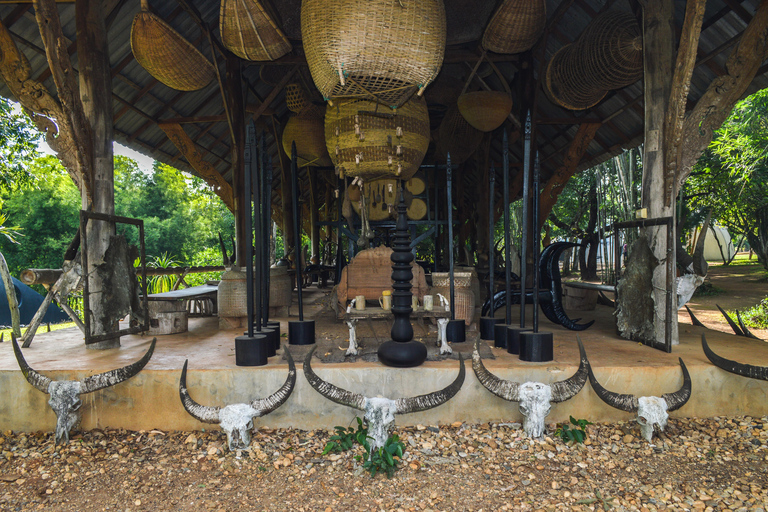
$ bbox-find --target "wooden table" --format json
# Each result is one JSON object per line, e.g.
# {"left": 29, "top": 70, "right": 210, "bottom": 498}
{"left": 343, "top": 307, "right": 451, "bottom": 341}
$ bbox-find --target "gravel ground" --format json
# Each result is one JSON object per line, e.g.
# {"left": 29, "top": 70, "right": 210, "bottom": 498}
{"left": 1, "top": 416, "right": 767, "bottom": 512}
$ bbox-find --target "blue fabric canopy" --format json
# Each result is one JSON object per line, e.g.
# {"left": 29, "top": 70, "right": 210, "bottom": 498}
{"left": 0, "top": 277, "right": 69, "bottom": 328}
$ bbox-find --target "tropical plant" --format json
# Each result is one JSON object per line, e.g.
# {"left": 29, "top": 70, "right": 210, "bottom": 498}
{"left": 360, "top": 433, "right": 405, "bottom": 479}
{"left": 555, "top": 416, "right": 592, "bottom": 444}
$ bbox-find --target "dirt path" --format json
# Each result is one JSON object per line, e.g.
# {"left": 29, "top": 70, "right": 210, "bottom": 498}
{"left": 681, "top": 260, "right": 768, "bottom": 340}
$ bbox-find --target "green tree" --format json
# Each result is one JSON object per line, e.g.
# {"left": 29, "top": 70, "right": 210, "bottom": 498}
{"left": 0, "top": 98, "right": 41, "bottom": 192}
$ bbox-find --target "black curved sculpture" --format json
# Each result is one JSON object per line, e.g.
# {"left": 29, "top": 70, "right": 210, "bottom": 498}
{"left": 481, "top": 242, "right": 593, "bottom": 331}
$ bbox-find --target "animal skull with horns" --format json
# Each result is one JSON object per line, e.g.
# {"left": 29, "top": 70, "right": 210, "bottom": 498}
{"left": 588, "top": 357, "right": 691, "bottom": 442}
{"left": 303, "top": 346, "right": 465, "bottom": 451}
{"left": 13, "top": 334, "right": 156, "bottom": 444}
{"left": 179, "top": 347, "right": 296, "bottom": 452}
{"left": 472, "top": 337, "right": 589, "bottom": 439}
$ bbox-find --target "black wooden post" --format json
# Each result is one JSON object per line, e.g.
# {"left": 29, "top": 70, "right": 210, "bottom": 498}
{"left": 446, "top": 154, "right": 465, "bottom": 343}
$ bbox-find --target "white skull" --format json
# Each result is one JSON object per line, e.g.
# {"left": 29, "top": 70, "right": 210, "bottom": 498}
{"left": 218, "top": 403, "right": 260, "bottom": 451}
{"left": 47, "top": 381, "right": 83, "bottom": 445}
{"left": 364, "top": 397, "right": 398, "bottom": 451}
{"left": 518, "top": 382, "right": 553, "bottom": 439}
{"left": 636, "top": 396, "right": 669, "bottom": 442}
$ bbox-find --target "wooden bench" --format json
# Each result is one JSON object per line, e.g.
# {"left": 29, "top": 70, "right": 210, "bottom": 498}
{"left": 344, "top": 306, "right": 451, "bottom": 341}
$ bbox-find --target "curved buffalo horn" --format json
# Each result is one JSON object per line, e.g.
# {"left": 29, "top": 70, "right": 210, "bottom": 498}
{"left": 660, "top": 358, "right": 691, "bottom": 411}
{"left": 394, "top": 354, "right": 465, "bottom": 414}
{"left": 716, "top": 304, "right": 743, "bottom": 336}
{"left": 179, "top": 359, "right": 221, "bottom": 424}
{"left": 544, "top": 242, "right": 594, "bottom": 331}
{"left": 684, "top": 305, "right": 705, "bottom": 327}
{"left": 702, "top": 333, "right": 768, "bottom": 381}
{"left": 12, "top": 334, "right": 52, "bottom": 393}
{"left": 472, "top": 339, "right": 520, "bottom": 401}
{"left": 250, "top": 346, "right": 296, "bottom": 415}
{"left": 80, "top": 338, "right": 156, "bottom": 394}
{"left": 550, "top": 336, "right": 589, "bottom": 403}
{"left": 588, "top": 363, "right": 638, "bottom": 412}
{"left": 303, "top": 346, "right": 365, "bottom": 410}
{"left": 736, "top": 311, "right": 761, "bottom": 340}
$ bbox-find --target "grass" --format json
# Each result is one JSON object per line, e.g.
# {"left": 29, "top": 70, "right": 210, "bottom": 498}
{"left": 0, "top": 321, "right": 76, "bottom": 341}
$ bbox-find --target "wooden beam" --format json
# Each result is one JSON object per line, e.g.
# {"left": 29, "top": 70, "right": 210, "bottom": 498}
{"left": 158, "top": 123, "right": 234, "bottom": 212}
{"left": 250, "top": 65, "right": 299, "bottom": 121}
{"left": 538, "top": 123, "right": 601, "bottom": 228}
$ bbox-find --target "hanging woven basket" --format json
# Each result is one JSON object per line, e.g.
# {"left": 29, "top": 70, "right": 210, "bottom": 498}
{"left": 282, "top": 109, "right": 332, "bottom": 167}
{"left": 302, "top": 0, "right": 447, "bottom": 107}
{"left": 545, "top": 11, "right": 642, "bottom": 111}
{"left": 131, "top": 3, "right": 215, "bottom": 91}
{"left": 220, "top": 0, "right": 291, "bottom": 61}
{"left": 457, "top": 91, "right": 513, "bottom": 132}
{"left": 325, "top": 97, "right": 430, "bottom": 181}
{"left": 482, "top": 0, "right": 546, "bottom": 54}
{"left": 435, "top": 104, "right": 483, "bottom": 165}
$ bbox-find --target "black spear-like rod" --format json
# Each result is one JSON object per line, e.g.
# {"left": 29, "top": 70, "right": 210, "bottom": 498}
{"left": 243, "top": 123, "right": 255, "bottom": 338}
{"left": 261, "top": 134, "right": 272, "bottom": 325}
{"left": 519, "top": 111, "right": 532, "bottom": 328}
{"left": 291, "top": 142, "right": 305, "bottom": 321}
{"left": 532, "top": 151, "right": 540, "bottom": 333}
{"left": 447, "top": 153, "right": 456, "bottom": 321}
{"left": 488, "top": 163, "right": 496, "bottom": 301}
{"left": 252, "top": 129, "right": 262, "bottom": 333}
{"left": 503, "top": 130, "right": 511, "bottom": 325}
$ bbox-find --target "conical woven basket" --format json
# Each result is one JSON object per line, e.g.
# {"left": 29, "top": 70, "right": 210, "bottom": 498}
{"left": 435, "top": 104, "right": 484, "bottom": 165}
{"left": 220, "top": 0, "right": 291, "bottom": 61}
{"left": 457, "top": 91, "right": 513, "bottom": 132}
{"left": 325, "top": 97, "right": 430, "bottom": 181}
{"left": 545, "top": 11, "right": 642, "bottom": 111}
{"left": 131, "top": 7, "right": 215, "bottom": 91}
{"left": 302, "top": 0, "right": 447, "bottom": 107}
{"left": 482, "top": 0, "right": 546, "bottom": 54}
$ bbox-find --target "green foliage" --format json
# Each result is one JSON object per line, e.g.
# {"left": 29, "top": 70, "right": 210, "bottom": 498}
{"left": 692, "top": 282, "right": 725, "bottom": 297}
{"left": 0, "top": 98, "right": 41, "bottom": 192}
{"left": 555, "top": 416, "right": 591, "bottom": 444}
{"left": 360, "top": 434, "right": 405, "bottom": 479}
{"left": 741, "top": 297, "right": 768, "bottom": 329}
{"left": 145, "top": 252, "right": 181, "bottom": 294}
{"left": 322, "top": 417, "right": 369, "bottom": 455}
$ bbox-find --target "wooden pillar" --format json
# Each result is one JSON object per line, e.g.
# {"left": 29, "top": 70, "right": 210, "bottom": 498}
{"left": 271, "top": 117, "right": 295, "bottom": 262}
{"left": 640, "top": 0, "right": 677, "bottom": 345}
{"left": 308, "top": 170, "right": 319, "bottom": 261}
{"left": 225, "top": 55, "right": 247, "bottom": 266}
{"left": 76, "top": 0, "right": 117, "bottom": 349}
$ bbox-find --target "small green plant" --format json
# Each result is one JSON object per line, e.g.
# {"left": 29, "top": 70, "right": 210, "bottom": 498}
{"left": 740, "top": 296, "right": 768, "bottom": 329}
{"left": 556, "top": 416, "right": 592, "bottom": 444}
{"left": 360, "top": 434, "right": 405, "bottom": 479}
{"left": 322, "top": 417, "right": 369, "bottom": 455}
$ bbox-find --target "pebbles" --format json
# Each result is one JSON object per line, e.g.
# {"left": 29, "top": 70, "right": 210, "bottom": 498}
{"left": 0, "top": 418, "right": 767, "bottom": 510}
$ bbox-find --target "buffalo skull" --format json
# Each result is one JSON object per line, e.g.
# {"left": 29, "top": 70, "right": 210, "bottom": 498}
{"left": 303, "top": 346, "right": 465, "bottom": 451}
{"left": 13, "top": 335, "right": 156, "bottom": 444}
{"left": 588, "top": 357, "right": 691, "bottom": 442}
{"left": 472, "top": 337, "right": 589, "bottom": 439}
{"left": 179, "top": 347, "right": 296, "bottom": 451}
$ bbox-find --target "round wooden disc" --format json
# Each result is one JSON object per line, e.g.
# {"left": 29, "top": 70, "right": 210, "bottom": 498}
{"left": 407, "top": 198, "right": 427, "bottom": 220}
{"left": 405, "top": 174, "right": 426, "bottom": 195}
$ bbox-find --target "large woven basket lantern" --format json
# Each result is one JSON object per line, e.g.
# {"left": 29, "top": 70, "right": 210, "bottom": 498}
{"left": 302, "top": 0, "right": 447, "bottom": 107}
{"left": 545, "top": 11, "right": 642, "bottom": 110}
{"left": 220, "top": 0, "right": 291, "bottom": 61}
{"left": 282, "top": 109, "right": 332, "bottom": 167}
{"left": 131, "top": 2, "right": 215, "bottom": 91}
{"left": 457, "top": 91, "right": 513, "bottom": 132}
{"left": 482, "top": 0, "right": 546, "bottom": 54}
{"left": 325, "top": 97, "right": 429, "bottom": 181}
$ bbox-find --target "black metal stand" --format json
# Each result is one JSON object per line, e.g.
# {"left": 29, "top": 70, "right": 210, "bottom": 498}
{"left": 378, "top": 189, "right": 427, "bottom": 367}
{"left": 288, "top": 142, "right": 315, "bottom": 345}
{"left": 495, "top": 130, "right": 512, "bottom": 349}
{"left": 480, "top": 162, "right": 500, "bottom": 341}
{"left": 445, "top": 154, "right": 465, "bottom": 343}
{"left": 520, "top": 151, "right": 553, "bottom": 362}
{"left": 237, "top": 121, "right": 268, "bottom": 366}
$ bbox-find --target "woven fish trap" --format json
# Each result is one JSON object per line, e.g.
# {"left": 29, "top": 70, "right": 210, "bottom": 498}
{"left": 282, "top": 109, "right": 332, "bottom": 167}
{"left": 285, "top": 83, "right": 311, "bottom": 114}
{"left": 220, "top": 0, "right": 291, "bottom": 61}
{"left": 457, "top": 91, "right": 513, "bottom": 132}
{"left": 325, "top": 97, "right": 430, "bottom": 181}
{"left": 302, "top": 0, "right": 447, "bottom": 107}
{"left": 482, "top": 0, "right": 546, "bottom": 54}
{"left": 131, "top": 5, "right": 215, "bottom": 91}
{"left": 545, "top": 11, "right": 642, "bottom": 111}
{"left": 435, "top": 104, "right": 484, "bottom": 165}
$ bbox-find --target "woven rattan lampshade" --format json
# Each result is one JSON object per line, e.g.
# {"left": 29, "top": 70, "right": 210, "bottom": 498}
{"left": 435, "top": 104, "right": 483, "bottom": 165}
{"left": 325, "top": 97, "right": 430, "bottom": 181}
{"left": 131, "top": 5, "right": 215, "bottom": 91}
{"left": 282, "top": 109, "right": 332, "bottom": 167}
{"left": 302, "top": 0, "right": 447, "bottom": 107}
{"left": 457, "top": 91, "right": 513, "bottom": 132}
{"left": 220, "top": 0, "right": 291, "bottom": 61}
{"left": 482, "top": 0, "right": 546, "bottom": 54}
{"left": 545, "top": 11, "right": 642, "bottom": 111}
